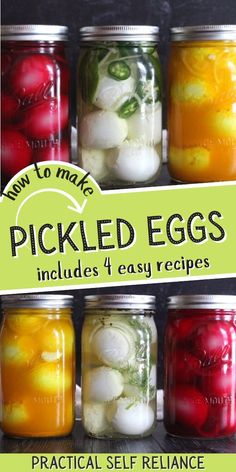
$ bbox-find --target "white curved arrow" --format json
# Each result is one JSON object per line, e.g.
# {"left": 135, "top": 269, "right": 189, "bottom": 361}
{"left": 15, "top": 188, "right": 87, "bottom": 227}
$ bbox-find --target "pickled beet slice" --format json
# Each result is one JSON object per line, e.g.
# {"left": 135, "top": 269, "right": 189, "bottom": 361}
{"left": 9, "top": 53, "right": 56, "bottom": 98}
{"left": 1, "top": 129, "right": 32, "bottom": 175}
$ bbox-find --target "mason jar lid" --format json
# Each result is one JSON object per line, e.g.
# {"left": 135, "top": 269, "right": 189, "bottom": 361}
{"left": 171, "top": 25, "right": 236, "bottom": 41}
{"left": 1, "top": 294, "right": 73, "bottom": 309}
{"left": 168, "top": 294, "right": 236, "bottom": 310}
{"left": 1, "top": 25, "right": 68, "bottom": 41}
{"left": 79, "top": 25, "right": 159, "bottom": 42}
{"left": 85, "top": 294, "right": 156, "bottom": 310}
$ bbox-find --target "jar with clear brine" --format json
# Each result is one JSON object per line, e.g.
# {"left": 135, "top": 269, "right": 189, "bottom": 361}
{"left": 1, "top": 25, "right": 70, "bottom": 188}
{"left": 168, "top": 25, "right": 236, "bottom": 182}
{"left": 81, "top": 295, "right": 157, "bottom": 438}
{"left": 77, "top": 26, "right": 162, "bottom": 188}
{"left": 0, "top": 295, "right": 75, "bottom": 437}
{"left": 164, "top": 295, "right": 236, "bottom": 438}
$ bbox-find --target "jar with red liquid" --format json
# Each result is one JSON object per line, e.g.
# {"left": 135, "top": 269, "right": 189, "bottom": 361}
{"left": 1, "top": 25, "right": 70, "bottom": 187}
{"left": 164, "top": 295, "right": 236, "bottom": 438}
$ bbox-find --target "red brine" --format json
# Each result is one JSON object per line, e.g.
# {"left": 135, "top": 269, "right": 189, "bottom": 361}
{"left": 1, "top": 25, "right": 70, "bottom": 187}
{"left": 164, "top": 295, "right": 236, "bottom": 438}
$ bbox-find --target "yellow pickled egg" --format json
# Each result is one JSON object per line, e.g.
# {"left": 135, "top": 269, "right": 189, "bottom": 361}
{"left": 7, "top": 314, "right": 43, "bottom": 335}
{"left": 171, "top": 80, "right": 214, "bottom": 103}
{"left": 213, "top": 49, "right": 236, "bottom": 84}
{"left": 210, "top": 110, "right": 236, "bottom": 138}
{"left": 181, "top": 47, "right": 217, "bottom": 76}
{"left": 1, "top": 334, "right": 36, "bottom": 366}
{"left": 30, "top": 363, "right": 71, "bottom": 393}
{"left": 39, "top": 320, "right": 73, "bottom": 356}
{"left": 3, "top": 402, "right": 28, "bottom": 424}
{"left": 169, "top": 146, "right": 210, "bottom": 170}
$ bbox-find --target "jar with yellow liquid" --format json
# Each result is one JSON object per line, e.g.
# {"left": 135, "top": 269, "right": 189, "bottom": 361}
{"left": 0, "top": 294, "right": 75, "bottom": 437}
{"left": 168, "top": 25, "right": 236, "bottom": 182}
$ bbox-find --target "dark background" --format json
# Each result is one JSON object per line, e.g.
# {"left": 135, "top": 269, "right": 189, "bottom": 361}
{"left": 1, "top": 0, "right": 236, "bottom": 387}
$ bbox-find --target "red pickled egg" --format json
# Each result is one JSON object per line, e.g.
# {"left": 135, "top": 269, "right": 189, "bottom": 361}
{"left": 169, "top": 385, "right": 208, "bottom": 428}
{"left": 20, "top": 96, "right": 69, "bottom": 139}
{"left": 9, "top": 54, "right": 56, "bottom": 98}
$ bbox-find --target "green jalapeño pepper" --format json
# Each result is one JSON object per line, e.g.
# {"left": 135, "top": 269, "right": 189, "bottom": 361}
{"left": 108, "top": 60, "right": 131, "bottom": 80}
{"left": 118, "top": 97, "right": 139, "bottom": 118}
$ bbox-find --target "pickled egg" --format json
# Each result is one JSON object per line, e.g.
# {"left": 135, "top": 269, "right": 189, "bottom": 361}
{"left": 210, "top": 110, "right": 236, "bottom": 137}
{"left": 171, "top": 80, "right": 214, "bottom": 103}
{"left": 108, "top": 398, "right": 154, "bottom": 435}
{"left": 30, "top": 363, "right": 71, "bottom": 393}
{"left": 79, "top": 148, "right": 108, "bottom": 180}
{"left": 39, "top": 320, "right": 73, "bottom": 356}
{"left": 127, "top": 103, "right": 162, "bottom": 144}
{"left": 93, "top": 76, "right": 135, "bottom": 111}
{"left": 92, "top": 326, "right": 134, "bottom": 368}
{"left": 169, "top": 146, "right": 210, "bottom": 170}
{"left": 80, "top": 111, "right": 128, "bottom": 149}
{"left": 84, "top": 367, "right": 124, "bottom": 402}
{"left": 7, "top": 314, "right": 43, "bottom": 335}
{"left": 3, "top": 402, "right": 29, "bottom": 424}
{"left": 83, "top": 402, "right": 109, "bottom": 435}
{"left": 108, "top": 142, "right": 160, "bottom": 182}
{"left": 1, "top": 334, "right": 36, "bottom": 366}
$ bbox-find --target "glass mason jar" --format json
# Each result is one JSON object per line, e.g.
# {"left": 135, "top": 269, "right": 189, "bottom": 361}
{"left": 77, "top": 26, "right": 162, "bottom": 189}
{"left": 168, "top": 25, "right": 236, "bottom": 182}
{"left": 81, "top": 294, "right": 157, "bottom": 438}
{"left": 164, "top": 295, "right": 236, "bottom": 438}
{"left": 1, "top": 25, "right": 70, "bottom": 188}
{"left": 0, "top": 294, "right": 75, "bottom": 438}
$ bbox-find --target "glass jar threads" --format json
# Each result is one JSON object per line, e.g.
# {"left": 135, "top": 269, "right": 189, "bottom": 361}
{"left": 1, "top": 25, "right": 70, "bottom": 187}
{"left": 77, "top": 26, "right": 162, "bottom": 188}
{"left": 81, "top": 294, "right": 157, "bottom": 438}
{"left": 0, "top": 294, "right": 75, "bottom": 437}
{"left": 164, "top": 295, "right": 236, "bottom": 438}
{"left": 168, "top": 25, "right": 236, "bottom": 182}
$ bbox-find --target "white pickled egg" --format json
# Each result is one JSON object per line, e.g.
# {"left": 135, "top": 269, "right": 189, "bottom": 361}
{"left": 84, "top": 367, "right": 124, "bottom": 402}
{"left": 83, "top": 402, "right": 109, "bottom": 435}
{"left": 128, "top": 102, "right": 162, "bottom": 144}
{"left": 79, "top": 148, "right": 108, "bottom": 180}
{"left": 93, "top": 76, "right": 135, "bottom": 111}
{"left": 92, "top": 327, "right": 133, "bottom": 367}
{"left": 79, "top": 111, "right": 128, "bottom": 149}
{"left": 108, "top": 398, "right": 154, "bottom": 435}
{"left": 108, "top": 141, "right": 160, "bottom": 182}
